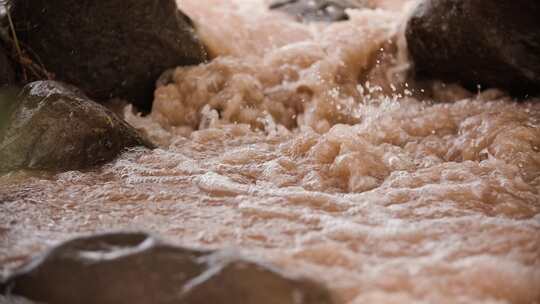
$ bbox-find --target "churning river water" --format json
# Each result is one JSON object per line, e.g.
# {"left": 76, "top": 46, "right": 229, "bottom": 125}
{"left": 1, "top": 0, "right": 539, "bottom": 303}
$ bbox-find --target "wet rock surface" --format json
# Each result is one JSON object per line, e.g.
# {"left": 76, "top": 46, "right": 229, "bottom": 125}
{"left": 0, "top": 81, "right": 153, "bottom": 173}
{"left": 11, "top": 0, "right": 208, "bottom": 111}
{"left": 406, "top": 0, "right": 540, "bottom": 96}
{"left": 1, "top": 232, "right": 333, "bottom": 304}
{"left": 0, "top": 86, "right": 18, "bottom": 132}
{"left": 269, "top": 0, "right": 370, "bottom": 22}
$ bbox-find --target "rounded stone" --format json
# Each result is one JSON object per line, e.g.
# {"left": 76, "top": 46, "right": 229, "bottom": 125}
{"left": 0, "top": 81, "right": 154, "bottom": 173}
{"left": 11, "top": 0, "right": 208, "bottom": 110}
{"left": 406, "top": 0, "right": 540, "bottom": 96}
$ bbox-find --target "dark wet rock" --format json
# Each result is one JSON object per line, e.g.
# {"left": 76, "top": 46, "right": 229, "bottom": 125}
{"left": 0, "top": 86, "right": 18, "bottom": 133}
{"left": 1, "top": 232, "right": 333, "bottom": 304}
{"left": 406, "top": 0, "right": 540, "bottom": 96}
{"left": 11, "top": 0, "right": 208, "bottom": 111}
{"left": 0, "top": 47, "right": 14, "bottom": 86}
{"left": 270, "top": 0, "right": 370, "bottom": 22}
{"left": 0, "top": 81, "right": 154, "bottom": 173}
{"left": 0, "top": 295, "right": 37, "bottom": 304}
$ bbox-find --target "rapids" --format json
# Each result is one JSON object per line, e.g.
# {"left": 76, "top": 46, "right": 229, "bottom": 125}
{"left": 1, "top": 0, "right": 539, "bottom": 303}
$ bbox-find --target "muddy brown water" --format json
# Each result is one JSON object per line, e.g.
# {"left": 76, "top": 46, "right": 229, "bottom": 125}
{"left": 1, "top": 0, "right": 540, "bottom": 303}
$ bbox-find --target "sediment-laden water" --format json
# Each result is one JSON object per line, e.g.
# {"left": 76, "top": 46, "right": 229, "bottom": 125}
{"left": 1, "top": 1, "right": 539, "bottom": 303}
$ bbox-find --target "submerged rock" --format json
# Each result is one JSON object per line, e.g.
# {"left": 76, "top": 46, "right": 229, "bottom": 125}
{"left": 406, "top": 0, "right": 540, "bottom": 96}
{"left": 0, "top": 81, "right": 153, "bottom": 173}
{"left": 269, "top": 0, "right": 370, "bottom": 22}
{"left": 11, "top": 0, "right": 208, "bottom": 111}
{"left": 1, "top": 232, "right": 333, "bottom": 304}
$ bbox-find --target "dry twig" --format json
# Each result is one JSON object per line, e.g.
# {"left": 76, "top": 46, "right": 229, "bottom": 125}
{"left": 1, "top": 1, "right": 53, "bottom": 82}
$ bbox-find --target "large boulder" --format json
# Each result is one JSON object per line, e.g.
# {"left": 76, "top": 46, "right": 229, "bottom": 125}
{"left": 11, "top": 0, "right": 208, "bottom": 111}
{"left": 406, "top": 0, "right": 540, "bottom": 96}
{"left": 0, "top": 81, "right": 153, "bottom": 173}
{"left": 270, "top": 0, "right": 370, "bottom": 22}
{"left": 1, "top": 232, "right": 333, "bottom": 304}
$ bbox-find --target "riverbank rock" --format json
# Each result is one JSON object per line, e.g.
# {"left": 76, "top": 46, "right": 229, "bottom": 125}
{"left": 0, "top": 81, "right": 153, "bottom": 173}
{"left": 1, "top": 232, "right": 333, "bottom": 304}
{"left": 11, "top": 0, "right": 208, "bottom": 111}
{"left": 406, "top": 0, "right": 540, "bottom": 96}
{"left": 270, "top": 0, "right": 370, "bottom": 22}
